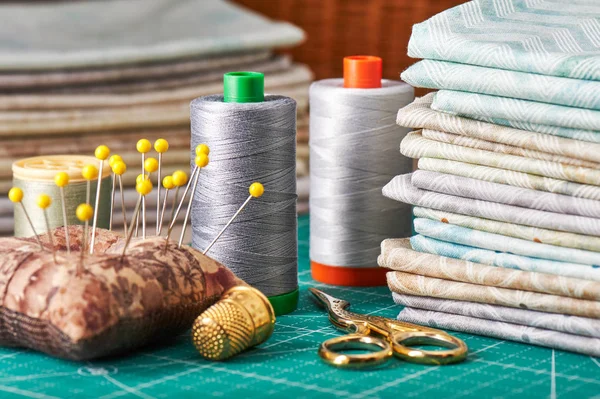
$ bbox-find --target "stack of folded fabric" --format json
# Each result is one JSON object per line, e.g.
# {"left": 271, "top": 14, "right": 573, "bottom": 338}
{"left": 0, "top": 0, "right": 312, "bottom": 236}
{"left": 379, "top": 0, "right": 600, "bottom": 356}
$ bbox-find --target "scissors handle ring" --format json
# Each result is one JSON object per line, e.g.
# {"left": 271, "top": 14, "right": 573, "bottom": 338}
{"left": 391, "top": 331, "right": 468, "bottom": 365}
{"left": 318, "top": 334, "right": 393, "bottom": 369}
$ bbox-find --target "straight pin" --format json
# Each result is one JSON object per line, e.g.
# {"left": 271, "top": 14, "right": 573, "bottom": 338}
{"left": 37, "top": 194, "right": 57, "bottom": 264}
{"left": 8, "top": 187, "right": 43, "bottom": 250}
{"left": 54, "top": 172, "right": 71, "bottom": 254}
{"left": 111, "top": 160, "right": 128, "bottom": 236}
{"left": 91, "top": 145, "right": 110, "bottom": 254}
{"left": 108, "top": 155, "right": 122, "bottom": 231}
{"left": 178, "top": 153, "right": 209, "bottom": 247}
{"left": 203, "top": 182, "right": 264, "bottom": 255}
{"left": 143, "top": 157, "right": 158, "bottom": 239}
{"left": 158, "top": 175, "right": 174, "bottom": 235}
{"left": 75, "top": 203, "right": 93, "bottom": 276}
{"left": 121, "top": 179, "right": 153, "bottom": 263}
{"left": 136, "top": 139, "right": 152, "bottom": 238}
{"left": 154, "top": 139, "right": 169, "bottom": 235}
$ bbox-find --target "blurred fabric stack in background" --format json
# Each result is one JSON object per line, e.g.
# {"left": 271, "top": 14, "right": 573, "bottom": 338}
{"left": 380, "top": 1, "right": 600, "bottom": 356}
{"left": 0, "top": 0, "right": 312, "bottom": 236}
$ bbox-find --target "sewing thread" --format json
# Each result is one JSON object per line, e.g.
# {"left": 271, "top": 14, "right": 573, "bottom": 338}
{"left": 12, "top": 155, "right": 111, "bottom": 237}
{"left": 190, "top": 94, "right": 298, "bottom": 297}
{"left": 309, "top": 79, "right": 414, "bottom": 268}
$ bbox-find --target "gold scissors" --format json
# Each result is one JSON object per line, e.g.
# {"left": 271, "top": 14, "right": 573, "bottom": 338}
{"left": 310, "top": 288, "right": 468, "bottom": 368}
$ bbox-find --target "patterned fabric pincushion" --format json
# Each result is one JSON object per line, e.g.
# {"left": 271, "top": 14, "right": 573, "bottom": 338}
{"left": 0, "top": 226, "right": 243, "bottom": 360}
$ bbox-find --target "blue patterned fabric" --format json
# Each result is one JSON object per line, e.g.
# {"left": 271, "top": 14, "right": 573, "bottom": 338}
{"left": 413, "top": 218, "right": 600, "bottom": 266}
{"left": 401, "top": 60, "right": 600, "bottom": 110}
{"left": 410, "top": 234, "right": 600, "bottom": 281}
{"left": 408, "top": 0, "right": 600, "bottom": 81}
{"left": 432, "top": 91, "right": 600, "bottom": 131}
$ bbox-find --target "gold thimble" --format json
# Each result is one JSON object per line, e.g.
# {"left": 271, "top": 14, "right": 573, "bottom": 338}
{"left": 192, "top": 285, "right": 275, "bottom": 361}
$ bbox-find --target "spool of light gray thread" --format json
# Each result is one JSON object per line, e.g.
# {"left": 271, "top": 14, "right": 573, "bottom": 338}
{"left": 189, "top": 94, "right": 298, "bottom": 297}
{"left": 309, "top": 79, "right": 414, "bottom": 268}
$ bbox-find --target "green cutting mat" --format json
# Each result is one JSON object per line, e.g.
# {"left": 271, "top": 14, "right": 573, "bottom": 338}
{"left": 0, "top": 215, "right": 598, "bottom": 398}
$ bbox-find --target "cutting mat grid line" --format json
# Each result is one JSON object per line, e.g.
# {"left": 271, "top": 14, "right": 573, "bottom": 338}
{"left": 0, "top": 215, "right": 597, "bottom": 398}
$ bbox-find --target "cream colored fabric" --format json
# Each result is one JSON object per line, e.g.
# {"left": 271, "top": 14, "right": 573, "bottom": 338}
{"left": 379, "top": 238, "right": 600, "bottom": 300}
{"left": 401, "top": 131, "right": 600, "bottom": 186}
{"left": 386, "top": 272, "right": 600, "bottom": 318}
{"left": 421, "top": 129, "right": 599, "bottom": 169}
{"left": 418, "top": 158, "right": 600, "bottom": 200}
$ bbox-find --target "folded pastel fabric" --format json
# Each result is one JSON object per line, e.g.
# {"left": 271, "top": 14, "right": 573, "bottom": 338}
{"left": 0, "top": 0, "right": 304, "bottom": 70}
{"left": 421, "top": 129, "right": 598, "bottom": 169}
{"left": 432, "top": 91, "right": 600, "bottom": 131}
{"left": 401, "top": 131, "right": 600, "bottom": 186}
{"left": 407, "top": 0, "right": 600, "bottom": 81}
{"left": 383, "top": 174, "right": 600, "bottom": 236}
{"left": 410, "top": 234, "right": 600, "bottom": 282}
{"left": 379, "top": 238, "right": 600, "bottom": 298}
{"left": 413, "top": 207, "right": 600, "bottom": 252}
{"left": 402, "top": 60, "right": 600, "bottom": 110}
{"left": 397, "top": 307, "right": 600, "bottom": 357}
{"left": 386, "top": 272, "right": 600, "bottom": 318}
{"left": 474, "top": 116, "right": 600, "bottom": 143}
{"left": 392, "top": 293, "right": 600, "bottom": 339}
{"left": 398, "top": 94, "right": 600, "bottom": 152}
{"left": 412, "top": 170, "right": 600, "bottom": 218}
{"left": 418, "top": 158, "right": 600, "bottom": 201}
{"left": 414, "top": 218, "right": 600, "bottom": 266}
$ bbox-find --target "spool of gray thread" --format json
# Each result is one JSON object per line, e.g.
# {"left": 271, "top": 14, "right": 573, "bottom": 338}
{"left": 309, "top": 79, "right": 414, "bottom": 268}
{"left": 189, "top": 94, "right": 298, "bottom": 297}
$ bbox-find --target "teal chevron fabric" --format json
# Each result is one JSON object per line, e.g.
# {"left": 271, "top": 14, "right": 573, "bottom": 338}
{"left": 432, "top": 91, "right": 600, "bottom": 131}
{"left": 408, "top": 0, "right": 600, "bottom": 81}
{"left": 409, "top": 234, "right": 600, "bottom": 281}
{"left": 401, "top": 60, "right": 600, "bottom": 110}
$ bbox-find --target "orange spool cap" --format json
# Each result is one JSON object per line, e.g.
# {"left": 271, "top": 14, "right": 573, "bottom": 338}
{"left": 343, "top": 56, "right": 382, "bottom": 89}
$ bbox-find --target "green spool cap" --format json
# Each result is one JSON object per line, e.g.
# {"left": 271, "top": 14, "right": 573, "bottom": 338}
{"left": 223, "top": 71, "right": 265, "bottom": 103}
{"left": 268, "top": 288, "right": 299, "bottom": 316}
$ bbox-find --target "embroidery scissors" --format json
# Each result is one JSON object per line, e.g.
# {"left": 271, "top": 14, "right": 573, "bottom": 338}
{"left": 310, "top": 288, "right": 468, "bottom": 368}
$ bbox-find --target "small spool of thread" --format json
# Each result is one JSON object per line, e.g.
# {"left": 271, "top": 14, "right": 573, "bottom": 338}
{"left": 190, "top": 71, "right": 298, "bottom": 316}
{"left": 12, "top": 155, "right": 112, "bottom": 237}
{"left": 309, "top": 56, "right": 414, "bottom": 286}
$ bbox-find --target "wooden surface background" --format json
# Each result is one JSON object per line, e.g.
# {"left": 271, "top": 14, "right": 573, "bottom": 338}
{"left": 233, "top": 0, "right": 466, "bottom": 80}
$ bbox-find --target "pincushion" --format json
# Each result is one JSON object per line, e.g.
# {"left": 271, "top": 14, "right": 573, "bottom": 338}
{"left": 0, "top": 226, "right": 243, "bottom": 360}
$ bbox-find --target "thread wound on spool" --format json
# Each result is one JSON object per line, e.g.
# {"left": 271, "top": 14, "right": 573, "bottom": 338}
{"left": 189, "top": 93, "right": 298, "bottom": 311}
{"left": 309, "top": 77, "right": 414, "bottom": 286}
{"left": 12, "top": 155, "right": 112, "bottom": 237}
